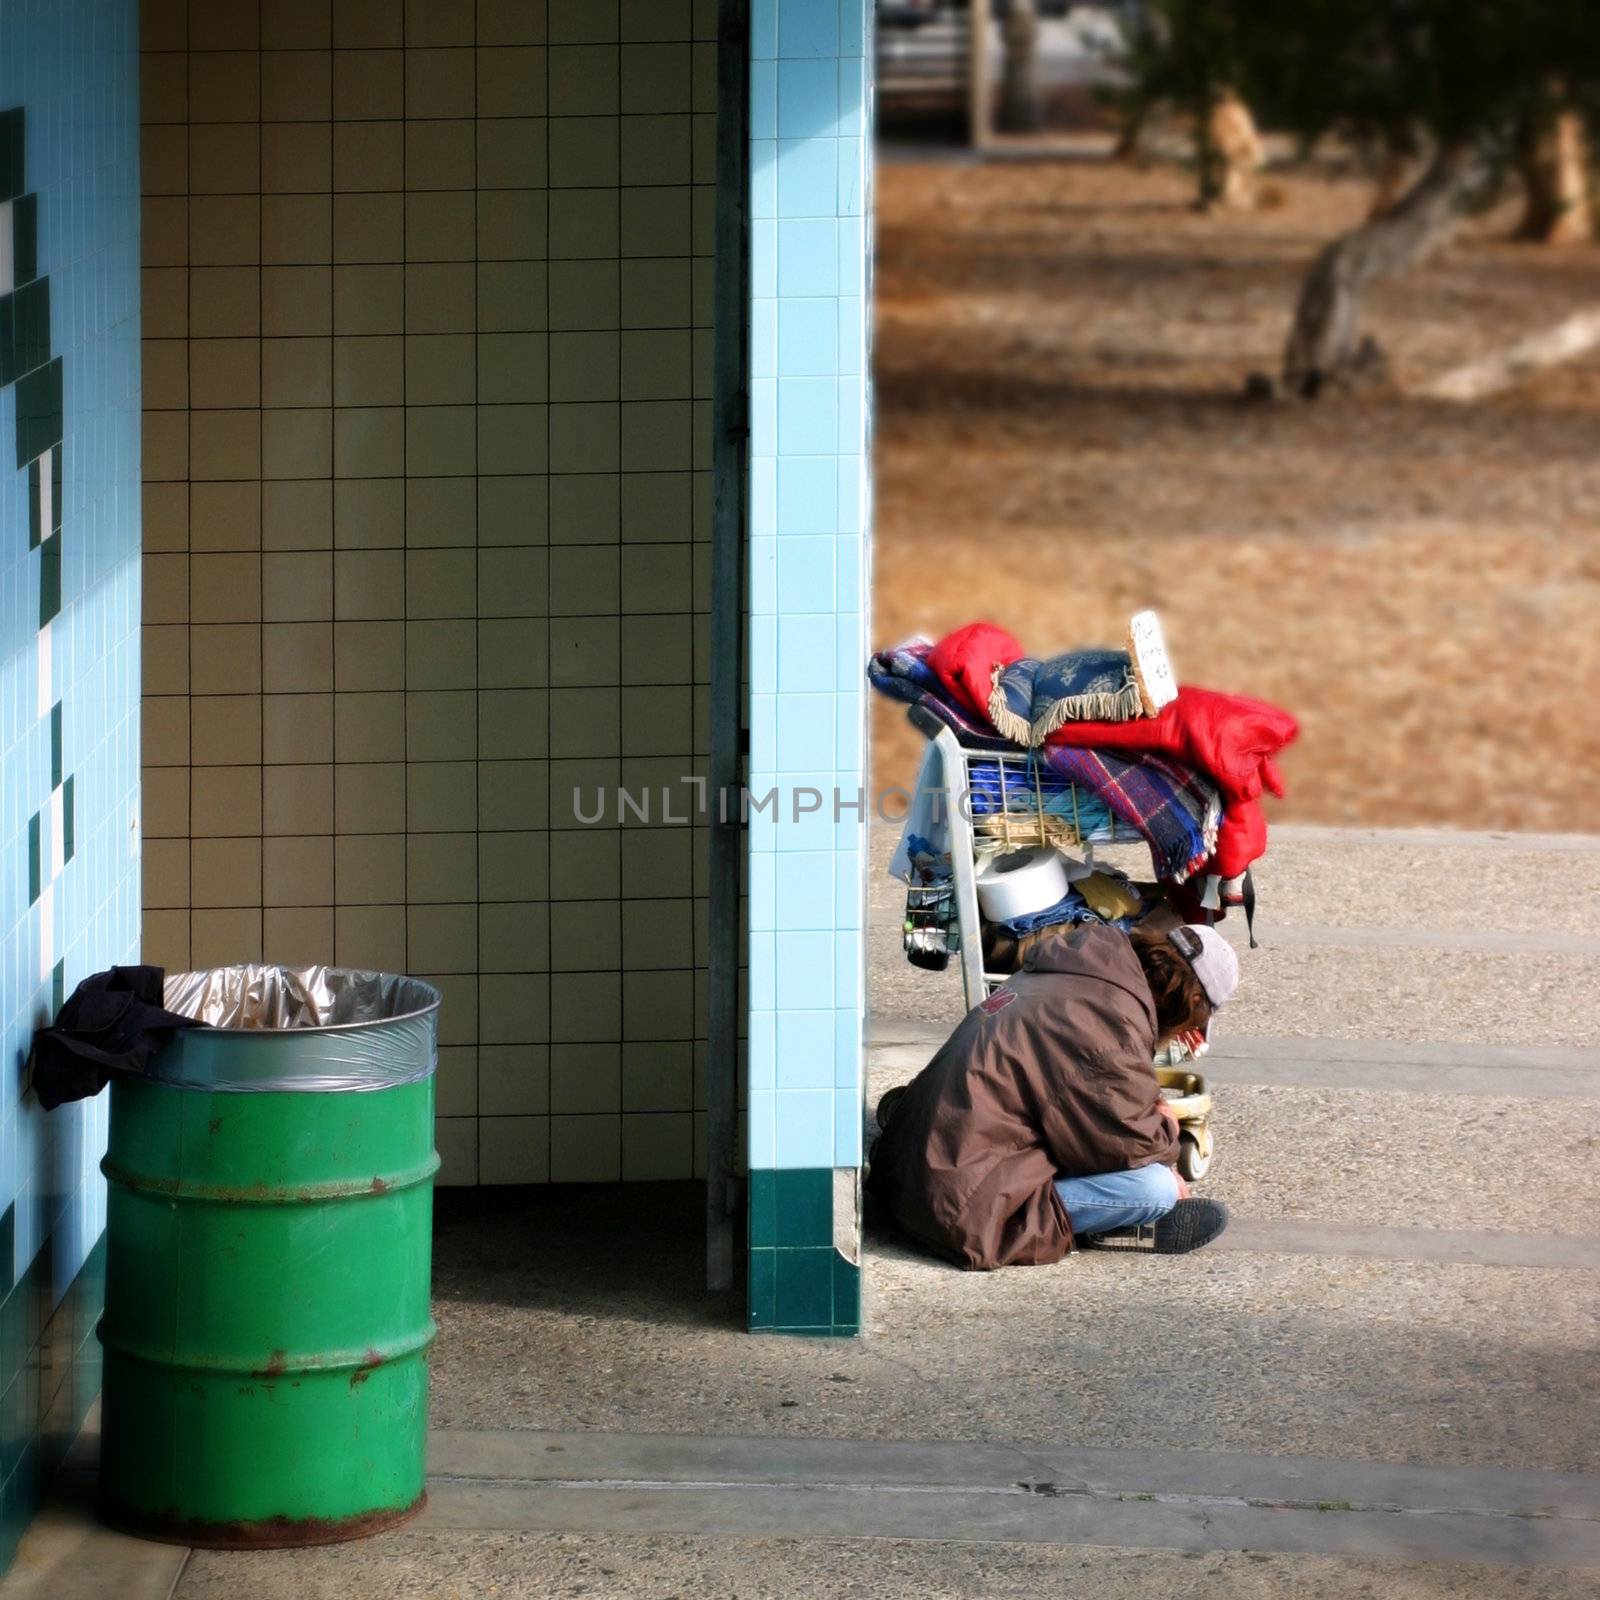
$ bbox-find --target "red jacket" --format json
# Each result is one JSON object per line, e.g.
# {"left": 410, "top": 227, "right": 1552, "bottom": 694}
{"left": 1045, "top": 687, "right": 1297, "bottom": 878}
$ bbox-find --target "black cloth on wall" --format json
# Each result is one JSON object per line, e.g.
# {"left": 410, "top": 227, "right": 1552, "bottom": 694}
{"left": 30, "top": 965, "right": 201, "bottom": 1110}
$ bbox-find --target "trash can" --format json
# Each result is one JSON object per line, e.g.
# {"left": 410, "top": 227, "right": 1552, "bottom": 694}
{"left": 97, "top": 966, "right": 441, "bottom": 1547}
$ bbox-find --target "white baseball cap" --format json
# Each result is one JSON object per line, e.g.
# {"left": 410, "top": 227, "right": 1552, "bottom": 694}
{"left": 1168, "top": 924, "right": 1239, "bottom": 1008}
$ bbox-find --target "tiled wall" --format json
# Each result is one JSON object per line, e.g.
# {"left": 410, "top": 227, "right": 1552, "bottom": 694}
{"left": 1, "top": 0, "right": 142, "bottom": 1568}
{"left": 745, "top": 0, "right": 872, "bottom": 1335}
{"left": 139, "top": 0, "right": 719, "bottom": 1185}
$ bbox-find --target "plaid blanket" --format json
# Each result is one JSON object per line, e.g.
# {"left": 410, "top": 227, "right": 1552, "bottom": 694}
{"left": 869, "top": 641, "right": 1220, "bottom": 882}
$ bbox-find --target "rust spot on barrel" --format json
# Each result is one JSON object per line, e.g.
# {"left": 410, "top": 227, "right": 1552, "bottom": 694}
{"left": 369, "top": 1175, "right": 389, "bottom": 1194}
{"left": 255, "top": 1349, "right": 288, "bottom": 1378}
{"left": 98, "top": 1494, "right": 427, "bottom": 1550}
{"left": 349, "top": 1347, "right": 385, "bottom": 1388}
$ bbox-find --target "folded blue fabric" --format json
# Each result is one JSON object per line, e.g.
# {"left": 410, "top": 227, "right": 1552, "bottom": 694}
{"left": 1001, "top": 890, "right": 1095, "bottom": 936}
{"left": 989, "top": 649, "right": 1145, "bottom": 746}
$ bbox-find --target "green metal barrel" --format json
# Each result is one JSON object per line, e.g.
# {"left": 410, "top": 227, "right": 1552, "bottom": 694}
{"left": 97, "top": 968, "right": 440, "bottom": 1547}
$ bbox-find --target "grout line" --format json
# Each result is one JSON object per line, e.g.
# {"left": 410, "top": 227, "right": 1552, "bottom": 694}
{"left": 399, "top": 0, "right": 410, "bottom": 1022}
{"left": 255, "top": 11, "right": 265, "bottom": 953}
{"left": 614, "top": 0, "right": 624, "bottom": 1182}
{"left": 542, "top": 15, "right": 553, "bottom": 1189}
{"left": 469, "top": 0, "right": 482, "bottom": 1158}
{"left": 182, "top": 42, "right": 195, "bottom": 976}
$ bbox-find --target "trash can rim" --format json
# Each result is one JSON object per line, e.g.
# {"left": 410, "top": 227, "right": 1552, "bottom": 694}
{"left": 163, "top": 965, "right": 442, "bottom": 1038}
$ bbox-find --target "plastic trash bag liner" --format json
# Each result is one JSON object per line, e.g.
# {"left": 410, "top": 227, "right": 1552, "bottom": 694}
{"left": 156, "top": 964, "right": 440, "bottom": 1093}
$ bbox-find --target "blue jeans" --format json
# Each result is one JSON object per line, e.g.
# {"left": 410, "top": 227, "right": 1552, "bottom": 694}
{"left": 1054, "top": 1163, "right": 1179, "bottom": 1235}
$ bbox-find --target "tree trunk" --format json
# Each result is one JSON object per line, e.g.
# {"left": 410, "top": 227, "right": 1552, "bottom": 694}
{"left": 997, "top": 0, "right": 1044, "bottom": 135}
{"left": 1205, "top": 90, "right": 1263, "bottom": 210}
{"left": 1282, "top": 145, "right": 1477, "bottom": 398}
{"left": 1516, "top": 112, "right": 1592, "bottom": 244}
{"left": 1369, "top": 143, "right": 1422, "bottom": 219}
{"left": 1113, "top": 100, "right": 1151, "bottom": 163}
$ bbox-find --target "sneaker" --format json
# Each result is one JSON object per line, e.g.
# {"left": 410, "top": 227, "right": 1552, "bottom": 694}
{"left": 1079, "top": 1197, "right": 1230, "bottom": 1255}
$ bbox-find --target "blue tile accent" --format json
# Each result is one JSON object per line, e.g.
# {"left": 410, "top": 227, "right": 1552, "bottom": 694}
{"left": 750, "top": 451, "right": 778, "bottom": 534}
{"left": 777, "top": 60, "right": 841, "bottom": 139}
{"left": 833, "top": 1088, "right": 862, "bottom": 1167}
{"left": 777, "top": 454, "right": 838, "bottom": 534}
{"left": 778, "top": 0, "right": 840, "bottom": 59}
{"left": 773, "top": 849, "right": 837, "bottom": 930}
{"left": 775, "top": 536, "right": 836, "bottom": 613}
{"left": 748, "top": 931, "right": 777, "bottom": 1011}
{"left": 766, "top": 772, "right": 837, "bottom": 854}
{"left": 834, "top": 533, "right": 862, "bottom": 610}
{"left": 749, "top": 691, "right": 778, "bottom": 772}
{"left": 774, "top": 1007, "right": 833, "bottom": 1086}
{"left": 773, "top": 1089, "right": 834, "bottom": 1168}
{"left": 776, "top": 219, "right": 839, "bottom": 298}
{"left": 750, "top": 140, "right": 778, "bottom": 220}
{"left": 772, "top": 692, "right": 835, "bottom": 774}
{"left": 831, "top": 931, "right": 861, "bottom": 1011}
{"left": 831, "top": 613, "right": 860, "bottom": 690}
{"left": 778, "top": 614, "right": 836, "bottom": 694}
{"left": 0, "top": 0, "right": 138, "bottom": 1568}
{"left": 751, "top": 0, "right": 779, "bottom": 61}
{"left": 832, "top": 850, "right": 861, "bottom": 928}
{"left": 749, "top": 612, "right": 779, "bottom": 695}
{"left": 748, "top": 0, "right": 872, "bottom": 1335}
{"left": 778, "top": 137, "right": 840, "bottom": 220}
{"left": 750, "top": 530, "right": 779, "bottom": 605}
{"left": 836, "top": 454, "right": 863, "bottom": 531}
{"left": 774, "top": 932, "right": 833, "bottom": 1007}
{"left": 839, "top": 0, "right": 869, "bottom": 58}
{"left": 751, "top": 216, "right": 778, "bottom": 297}
{"left": 834, "top": 1009, "right": 860, "bottom": 1087}
{"left": 777, "top": 299, "right": 841, "bottom": 378}
{"left": 748, "top": 1090, "right": 777, "bottom": 1168}
{"left": 748, "top": 1011, "right": 776, "bottom": 1092}
{"left": 750, "top": 59, "right": 778, "bottom": 139}
{"left": 838, "top": 55, "right": 868, "bottom": 133}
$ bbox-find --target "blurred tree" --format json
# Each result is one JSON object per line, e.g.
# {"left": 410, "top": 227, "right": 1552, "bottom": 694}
{"left": 1515, "top": 107, "right": 1591, "bottom": 243}
{"left": 1111, "top": 0, "right": 1259, "bottom": 209}
{"left": 1266, "top": 2, "right": 1599, "bottom": 393}
{"left": 1123, "top": 1, "right": 1599, "bottom": 395}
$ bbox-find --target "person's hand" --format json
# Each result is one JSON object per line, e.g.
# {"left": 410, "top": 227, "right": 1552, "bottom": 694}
{"left": 1171, "top": 1168, "right": 1191, "bottom": 1200}
{"left": 1157, "top": 1099, "right": 1180, "bottom": 1130}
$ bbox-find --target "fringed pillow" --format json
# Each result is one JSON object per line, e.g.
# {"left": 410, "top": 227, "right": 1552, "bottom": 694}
{"left": 988, "top": 649, "right": 1148, "bottom": 746}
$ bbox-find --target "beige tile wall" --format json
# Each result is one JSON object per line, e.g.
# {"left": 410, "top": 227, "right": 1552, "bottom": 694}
{"left": 139, "top": 0, "right": 717, "bottom": 1184}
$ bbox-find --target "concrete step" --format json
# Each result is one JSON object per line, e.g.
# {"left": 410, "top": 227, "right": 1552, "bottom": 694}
{"left": 418, "top": 1426, "right": 1600, "bottom": 1568}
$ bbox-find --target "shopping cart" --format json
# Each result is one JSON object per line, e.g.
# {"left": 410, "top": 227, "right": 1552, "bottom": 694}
{"left": 901, "top": 702, "right": 1217, "bottom": 1182}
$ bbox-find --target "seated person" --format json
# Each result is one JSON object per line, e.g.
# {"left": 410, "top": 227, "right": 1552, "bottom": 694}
{"left": 867, "top": 921, "right": 1237, "bottom": 1268}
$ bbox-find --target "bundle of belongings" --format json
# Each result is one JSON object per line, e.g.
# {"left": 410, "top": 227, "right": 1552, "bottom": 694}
{"left": 868, "top": 615, "right": 1298, "bottom": 943}
{"left": 29, "top": 965, "right": 203, "bottom": 1110}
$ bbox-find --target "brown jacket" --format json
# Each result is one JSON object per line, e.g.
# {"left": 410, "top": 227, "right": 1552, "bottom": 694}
{"left": 866, "top": 924, "right": 1177, "bottom": 1270}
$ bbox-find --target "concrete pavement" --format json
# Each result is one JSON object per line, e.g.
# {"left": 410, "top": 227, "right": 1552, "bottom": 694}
{"left": 4, "top": 822, "right": 1595, "bottom": 1597}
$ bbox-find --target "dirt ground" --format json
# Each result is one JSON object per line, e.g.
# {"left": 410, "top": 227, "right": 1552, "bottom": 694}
{"left": 871, "top": 157, "right": 1600, "bottom": 832}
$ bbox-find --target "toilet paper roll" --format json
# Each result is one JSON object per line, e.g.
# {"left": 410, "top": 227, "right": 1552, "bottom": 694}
{"left": 975, "top": 846, "right": 1071, "bottom": 923}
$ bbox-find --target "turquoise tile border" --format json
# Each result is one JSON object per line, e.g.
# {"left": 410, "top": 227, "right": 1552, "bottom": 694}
{"left": 745, "top": 1, "right": 873, "bottom": 1335}
{"left": 747, "top": 1168, "right": 860, "bottom": 1336}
